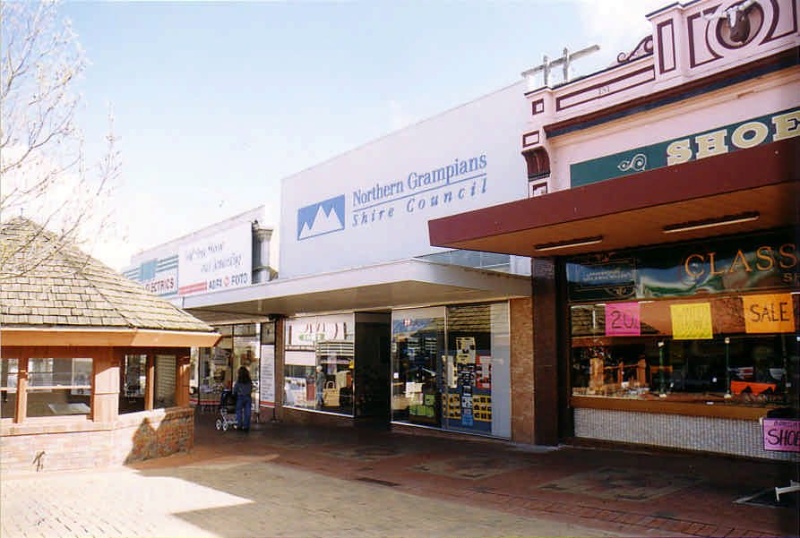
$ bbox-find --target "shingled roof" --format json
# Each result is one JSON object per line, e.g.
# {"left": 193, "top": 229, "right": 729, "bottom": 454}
{"left": 1, "top": 218, "right": 218, "bottom": 346}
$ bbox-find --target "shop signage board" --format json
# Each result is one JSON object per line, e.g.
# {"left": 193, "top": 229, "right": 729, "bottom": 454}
{"left": 742, "top": 293, "right": 795, "bottom": 333}
{"left": 763, "top": 418, "right": 800, "bottom": 453}
{"left": 178, "top": 221, "right": 253, "bottom": 296}
{"left": 279, "top": 82, "right": 529, "bottom": 278}
{"left": 570, "top": 107, "right": 800, "bottom": 187}
{"left": 605, "top": 302, "right": 641, "bottom": 336}
{"left": 670, "top": 303, "right": 713, "bottom": 340}
{"left": 285, "top": 314, "right": 355, "bottom": 350}
{"left": 567, "top": 230, "right": 798, "bottom": 302}
{"left": 122, "top": 256, "right": 178, "bottom": 298}
{"left": 259, "top": 345, "right": 276, "bottom": 407}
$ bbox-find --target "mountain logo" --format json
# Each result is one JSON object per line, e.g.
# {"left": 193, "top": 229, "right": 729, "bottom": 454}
{"left": 297, "top": 195, "right": 346, "bottom": 241}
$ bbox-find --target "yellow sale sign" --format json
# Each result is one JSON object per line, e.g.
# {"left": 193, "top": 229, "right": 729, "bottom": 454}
{"left": 670, "top": 303, "right": 713, "bottom": 340}
{"left": 742, "top": 294, "right": 795, "bottom": 334}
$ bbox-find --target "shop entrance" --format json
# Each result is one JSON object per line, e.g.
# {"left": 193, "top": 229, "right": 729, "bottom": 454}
{"left": 354, "top": 312, "right": 391, "bottom": 426}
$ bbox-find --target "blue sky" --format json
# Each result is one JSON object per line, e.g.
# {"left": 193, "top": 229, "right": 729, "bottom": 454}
{"left": 60, "top": 0, "right": 665, "bottom": 269}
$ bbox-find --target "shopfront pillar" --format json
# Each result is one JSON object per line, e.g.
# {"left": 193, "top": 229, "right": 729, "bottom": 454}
{"left": 531, "top": 257, "right": 559, "bottom": 446}
{"left": 510, "top": 297, "right": 535, "bottom": 444}
{"left": 176, "top": 354, "right": 190, "bottom": 407}
{"left": 145, "top": 353, "right": 155, "bottom": 411}
{"left": 92, "top": 348, "right": 119, "bottom": 423}
{"left": 13, "top": 357, "right": 29, "bottom": 424}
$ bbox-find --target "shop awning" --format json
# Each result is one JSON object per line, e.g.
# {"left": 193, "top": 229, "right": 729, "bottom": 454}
{"left": 180, "top": 259, "right": 531, "bottom": 324}
{"left": 428, "top": 139, "right": 799, "bottom": 258}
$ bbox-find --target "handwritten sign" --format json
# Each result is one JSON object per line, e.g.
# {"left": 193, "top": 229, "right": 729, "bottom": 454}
{"left": 605, "top": 302, "right": 641, "bottom": 336}
{"left": 259, "top": 345, "right": 275, "bottom": 407}
{"left": 742, "top": 293, "right": 795, "bottom": 334}
{"left": 670, "top": 303, "right": 713, "bottom": 340}
{"left": 763, "top": 418, "right": 800, "bottom": 452}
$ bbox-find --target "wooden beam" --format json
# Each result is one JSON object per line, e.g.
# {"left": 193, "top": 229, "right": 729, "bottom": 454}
{"left": 0, "top": 329, "right": 220, "bottom": 348}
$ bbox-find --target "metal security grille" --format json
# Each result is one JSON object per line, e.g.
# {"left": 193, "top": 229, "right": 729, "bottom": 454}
{"left": 155, "top": 355, "right": 176, "bottom": 407}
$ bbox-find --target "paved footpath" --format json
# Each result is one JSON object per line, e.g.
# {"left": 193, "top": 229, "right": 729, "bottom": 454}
{"left": 1, "top": 457, "right": 623, "bottom": 538}
{"left": 1, "top": 413, "right": 798, "bottom": 538}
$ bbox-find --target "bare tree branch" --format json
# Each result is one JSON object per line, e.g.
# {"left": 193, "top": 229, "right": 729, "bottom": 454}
{"left": 0, "top": 0, "right": 121, "bottom": 278}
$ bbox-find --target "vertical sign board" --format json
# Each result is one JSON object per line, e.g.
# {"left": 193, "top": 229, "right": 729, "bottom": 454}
{"left": 259, "top": 345, "right": 276, "bottom": 407}
{"left": 763, "top": 419, "right": 800, "bottom": 452}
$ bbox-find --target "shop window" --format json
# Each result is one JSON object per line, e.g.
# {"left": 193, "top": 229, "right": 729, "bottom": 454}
{"left": 391, "top": 303, "right": 512, "bottom": 438}
{"left": 569, "top": 295, "right": 799, "bottom": 408}
{"left": 1, "top": 359, "right": 19, "bottom": 419}
{"left": 283, "top": 314, "right": 355, "bottom": 415}
{"left": 121, "top": 354, "right": 147, "bottom": 414}
{"left": 26, "top": 358, "right": 92, "bottom": 418}
{"left": 234, "top": 324, "right": 259, "bottom": 409}
{"left": 391, "top": 307, "right": 445, "bottom": 426}
{"left": 567, "top": 231, "right": 799, "bottom": 410}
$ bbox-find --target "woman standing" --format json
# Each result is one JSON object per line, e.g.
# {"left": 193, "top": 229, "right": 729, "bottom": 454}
{"left": 233, "top": 366, "right": 253, "bottom": 431}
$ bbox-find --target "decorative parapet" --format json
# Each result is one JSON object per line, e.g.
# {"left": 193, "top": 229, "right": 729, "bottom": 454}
{"left": 523, "top": 0, "right": 798, "bottom": 143}
{"left": 617, "top": 36, "right": 654, "bottom": 64}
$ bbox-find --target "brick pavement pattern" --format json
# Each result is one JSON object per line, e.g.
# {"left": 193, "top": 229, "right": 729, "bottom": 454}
{"left": 1, "top": 459, "right": 617, "bottom": 537}
{"left": 2, "top": 413, "right": 798, "bottom": 538}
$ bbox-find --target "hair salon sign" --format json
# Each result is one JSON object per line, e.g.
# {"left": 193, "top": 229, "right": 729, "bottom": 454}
{"left": 570, "top": 107, "right": 799, "bottom": 187}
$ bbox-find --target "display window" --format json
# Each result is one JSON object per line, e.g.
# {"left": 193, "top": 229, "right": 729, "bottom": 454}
{"left": 193, "top": 323, "right": 261, "bottom": 411}
{"left": 284, "top": 314, "right": 355, "bottom": 415}
{"left": 233, "top": 323, "right": 259, "bottom": 408}
{"left": 391, "top": 303, "right": 511, "bottom": 438}
{"left": 567, "top": 231, "right": 799, "bottom": 409}
{"left": 28, "top": 358, "right": 92, "bottom": 417}
{"left": 391, "top": 307, "right": 445, "bottom": 426}
{"left": 120, "top": 354, "right": 147, "bottom": 413}
{"left": 0, "top": 359, "right": 19, "bottom": 419}
{"left": 0, "top": 357, "right": 93, "bottom": 419}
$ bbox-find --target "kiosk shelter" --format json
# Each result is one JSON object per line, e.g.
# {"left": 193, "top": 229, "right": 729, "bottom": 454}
{"left": 0, "top": 218, "right": 220, "bottom": 473}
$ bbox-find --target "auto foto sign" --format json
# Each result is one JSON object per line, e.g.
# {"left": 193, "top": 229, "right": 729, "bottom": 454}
{"left": 178, "top": 221, "right": 252, "bottom": 296}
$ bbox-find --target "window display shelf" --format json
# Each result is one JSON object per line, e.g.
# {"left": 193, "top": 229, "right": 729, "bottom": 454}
{"left": 570, "top": 395, "right": 778, "bottom": 420}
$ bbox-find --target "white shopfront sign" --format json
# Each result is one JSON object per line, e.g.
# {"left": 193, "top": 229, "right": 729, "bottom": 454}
{"left": 178, "top": 221, "right": 253, "bottom": 296}
{"left": 285, "top": 314, "right": 355, "bottom": 349}
{"left": 279, "top": 81, "right": 528, "bottom": 278}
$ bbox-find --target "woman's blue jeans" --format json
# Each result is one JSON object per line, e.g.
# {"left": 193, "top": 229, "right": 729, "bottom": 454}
{"left": 236, "top": 395, "right": 252, "bottom": 430}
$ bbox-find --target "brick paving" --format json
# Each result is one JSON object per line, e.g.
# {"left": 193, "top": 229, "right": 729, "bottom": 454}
{"left": 1, "top": 412, "right": 798, "bottom": 538}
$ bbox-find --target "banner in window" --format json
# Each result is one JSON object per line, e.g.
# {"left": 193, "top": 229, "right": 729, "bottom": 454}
{"left": 670, "top": 303, "right": 713, "bottom": 340}
{"left": 742, "top": 293, "right": 795, "bottom": 334}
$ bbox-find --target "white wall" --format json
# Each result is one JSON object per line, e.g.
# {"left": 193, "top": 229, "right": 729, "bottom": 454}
{"left": 279, "top": 81, "right": 529, "bottom": 279}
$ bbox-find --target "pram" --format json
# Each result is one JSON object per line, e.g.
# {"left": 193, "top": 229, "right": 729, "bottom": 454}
{"left": 215, "top": 389, "right": 239, "bottom": 431}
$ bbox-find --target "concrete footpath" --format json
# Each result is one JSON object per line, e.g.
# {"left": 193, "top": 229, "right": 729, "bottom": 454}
{"left": 1, "top": 412, "right": 798, "bottom": 538}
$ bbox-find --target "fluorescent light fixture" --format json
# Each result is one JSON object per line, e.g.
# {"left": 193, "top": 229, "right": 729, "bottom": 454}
{"left": 534, "top": 235, "right": 603, "bottom": 252}
{"left": 663, "top": 211, "right": 759, "bottom": 234}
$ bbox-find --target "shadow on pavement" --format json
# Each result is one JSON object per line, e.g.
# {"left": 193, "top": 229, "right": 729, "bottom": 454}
{"left": 126, "top": 411, "right": 799, "bottom": 538}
